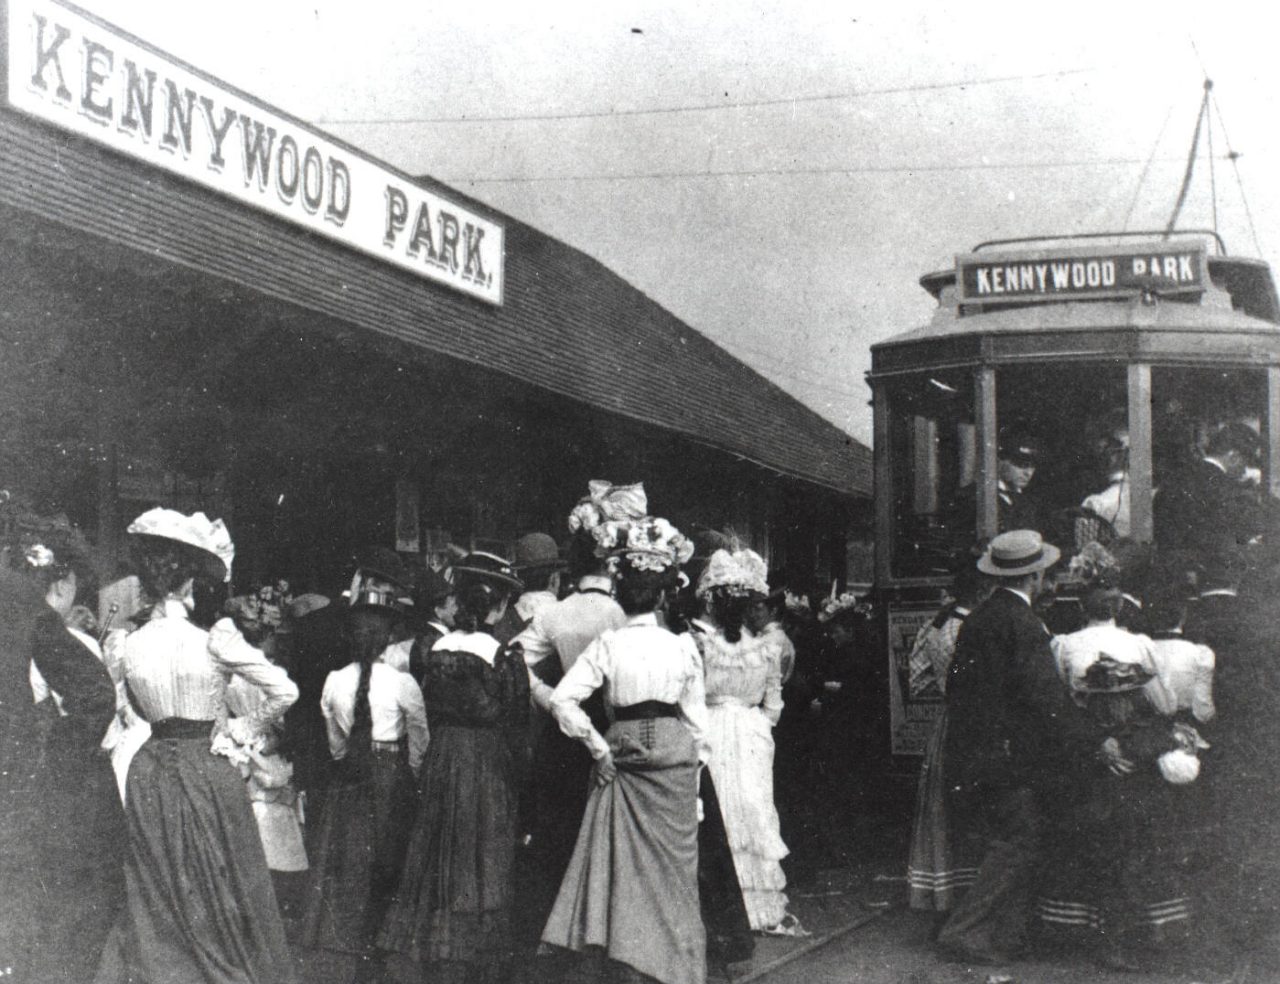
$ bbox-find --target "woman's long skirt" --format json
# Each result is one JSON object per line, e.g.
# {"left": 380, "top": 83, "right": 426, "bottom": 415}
{"left": 907, "top": 709, "right": 975, "bottom": 911}
{"left": 300, "top": 744, "right": 416, "bottom": 952}
{"left": 1035, "top": 771, "right": 1191, "bottom": 944}
{"left": 94, "top": 734, "right": 298, "bottom": 984}
{"left": 706, "top": 702, "right": 789, "bottom": 930}
{"left": 378, "top": 724, "right": 519, "bottom": 973}
{"left": 542, "top": 717, "right": 705, "bottom": 984}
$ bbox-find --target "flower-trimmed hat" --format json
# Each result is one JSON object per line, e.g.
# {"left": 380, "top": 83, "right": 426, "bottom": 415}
{"left": 696, "top": 548, "right": 769, "bottom": 599}
{"left": 596, "top": 516, "right": 694, "bottom": 573}
{"left": 1079, "top": 655, "right": 1155, "bottom": 694}
{"left": 127, "top": 507, "right": 234, "bottom": 582}
{"left": 1062, "top": 540, "right": 1122, "bottom": 594}
{"left": 0, "top": 492, "right": 95, "bottom": 583}
{"left": 452, "top": 551, "right": 525, "bottom": 592}
{"left": 567, "top": 480, "right": 648, "bottom": 536}
{"left": 817, "top": 590, "right": 871, "bottom": 623}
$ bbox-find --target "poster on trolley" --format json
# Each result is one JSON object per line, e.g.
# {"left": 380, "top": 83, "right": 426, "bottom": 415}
{"left": 886, "top": 604, "right": 945, "bottom": 756}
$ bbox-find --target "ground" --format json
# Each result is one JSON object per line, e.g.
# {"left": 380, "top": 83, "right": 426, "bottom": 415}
{"left": 291, "top": 767, "right": 1260, "bottom": 984}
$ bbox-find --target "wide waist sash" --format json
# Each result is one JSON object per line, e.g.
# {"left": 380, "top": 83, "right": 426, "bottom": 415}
{"left": 613, "top": 700, "right": 680, "bottom": 721}
{"left": 149, "top": 718, "right": 214, "bottom": 740}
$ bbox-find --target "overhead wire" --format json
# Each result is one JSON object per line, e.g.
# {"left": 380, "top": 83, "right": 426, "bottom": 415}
{"left": 1209, "top": 91, "right": 1265, "bottom": 257}
{"left": 316, "top": 65, "right": 1099, "bottom": 126}
{"left": 443, "top": 154, "right": 1205, "bottom": 185}
{"left": 1122, "top": 103, "right": 1174, "bottom": 231}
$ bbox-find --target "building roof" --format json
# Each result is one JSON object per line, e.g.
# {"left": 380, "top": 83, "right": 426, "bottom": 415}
{"left": 471, "top": 203, "right": 872, "bottom": 495}
{"left": 0, "top": 104, "right": 869, "bottom": 497}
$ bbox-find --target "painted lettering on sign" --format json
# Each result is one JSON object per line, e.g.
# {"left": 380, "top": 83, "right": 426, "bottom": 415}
{"left": 958, "top": 246, "right": 1204, "bottom": 304}
{"left": 8, "top": 0, "right": 505, "bottom": 304}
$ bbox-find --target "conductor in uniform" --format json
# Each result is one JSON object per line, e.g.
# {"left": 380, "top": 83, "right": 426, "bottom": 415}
{"left": 948, "top": 429, "right": 1044, "bottom": 540}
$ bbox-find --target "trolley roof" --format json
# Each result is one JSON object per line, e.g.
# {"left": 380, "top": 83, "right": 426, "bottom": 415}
{"left": 870, "top": 232, "right": 1280, "bottom": 377}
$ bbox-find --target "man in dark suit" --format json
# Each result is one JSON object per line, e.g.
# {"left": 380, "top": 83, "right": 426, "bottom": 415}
{"left": 1183, "top": 548, "right": 1280, "bottom": 974}
{"left": 937, "top": 530, "right": 1110, "bottom": 965}
{"left": 1155, "top": 421, "right": 1267, "bottom": 558}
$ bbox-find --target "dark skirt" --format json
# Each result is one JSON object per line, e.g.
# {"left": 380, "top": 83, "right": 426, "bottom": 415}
{"left": 516, "top": 718, "right": 596, "bottom": 952}
{"left": 698, "top": 770, "right": 754, "bottom": 966}
{"left": 379, "top": 722, "right": 520, "bottom": 968}
{"left": 94, "top": 734, "right": 297, "bottom": 984}
{"left": 1036, "top": 772, "right": 1190, "bottom": 941}
{"left": 300, "top": 743, "right": 417, "bottom": 952}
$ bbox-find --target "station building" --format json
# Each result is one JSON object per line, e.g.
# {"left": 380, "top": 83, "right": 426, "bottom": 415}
{"left": 0, "top": 0, "right": 871, "bottom": 594}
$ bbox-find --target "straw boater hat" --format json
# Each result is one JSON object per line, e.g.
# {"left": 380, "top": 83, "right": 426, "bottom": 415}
{"left": 976, "top": 529, "right": 1060, "bottom": 577}
{"left": 127, "top": 507, "right": 235, "bottom": 583}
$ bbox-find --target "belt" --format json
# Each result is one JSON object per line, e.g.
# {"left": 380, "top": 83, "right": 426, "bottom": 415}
{"left": 150, "top": 718, "right": 215, "bottom": 740}
{"left": 613, "top": 701, "right": 680, "bottom": 722}
{"left": 371, "top": 739, "right": 405, "bottom": 754}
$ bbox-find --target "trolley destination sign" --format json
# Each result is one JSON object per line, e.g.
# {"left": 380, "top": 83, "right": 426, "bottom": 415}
{"left": 957, "top": 243, "right": 1206, "bottom": 305}
{"left": 5, "top": 0, "right": 505, "bottom": 305}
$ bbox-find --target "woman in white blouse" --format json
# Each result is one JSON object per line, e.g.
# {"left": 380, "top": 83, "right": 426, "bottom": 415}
{"left": 541, "top": 516, "right": 709, "bottom": 984}
{"left": 301, "top": 568, "right": 427, "bottom": 978}
{"left": 692, "top": 548, "right": 792, "bottom": 934}
{"left": 95, "top": 509, "right": 299, "bottom": 984}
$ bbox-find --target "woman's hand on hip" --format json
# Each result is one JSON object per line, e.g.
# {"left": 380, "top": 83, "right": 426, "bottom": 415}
{"left": 593, "top": 751, "right": 618, "bottom": 786}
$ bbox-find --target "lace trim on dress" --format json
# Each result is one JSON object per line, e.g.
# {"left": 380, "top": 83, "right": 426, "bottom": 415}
{"left": 696, "top": 629, "right": 774, "bottom": 671}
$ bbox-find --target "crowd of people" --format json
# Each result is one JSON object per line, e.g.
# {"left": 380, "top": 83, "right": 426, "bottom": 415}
{"left": 0, "top": 479, "right": 874, "bottom": 984}
{"left": 9, "top": 413, "right": 1275, "bottom": 984}
{"left": 907, "top": 416, "right": 1280, "bottom": 979}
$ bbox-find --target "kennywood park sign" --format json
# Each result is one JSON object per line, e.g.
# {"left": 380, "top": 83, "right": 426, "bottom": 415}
{"left": 5, "top": 0, "right": 505, "bottom": 305}
{"left": 957, "top": 242, "right": 1206, "bottom": 306}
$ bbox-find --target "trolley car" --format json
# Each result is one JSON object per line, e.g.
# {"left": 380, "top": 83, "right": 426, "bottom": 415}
{"left": 867, "top": 231, "right": 1280, "bottom": 757}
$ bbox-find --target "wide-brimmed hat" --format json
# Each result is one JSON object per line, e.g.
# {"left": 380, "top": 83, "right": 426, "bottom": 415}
{"left": 1079, "top": 656, "right": 1154, "bottom": 694}
{"left": 513, "top": 532, "right": 565, "bottom": 572}
{"left": 595, "top": 516, "right": 694, "bottom": 574}
{"left": 127, "top": 507, "right": 235, "bottom": 583}
{"left": 453, "top": 551, "right": 525, "bottom": 592}
{"left": 353, "top": 546, "right": 411, "bottom": 590}
{"left": 977, "top": 530, "right": 1060, "bottom": 577}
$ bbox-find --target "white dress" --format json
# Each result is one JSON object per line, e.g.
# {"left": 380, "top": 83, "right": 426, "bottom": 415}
{"left": 695, "top": 627, "right": 788, "bottom": 930}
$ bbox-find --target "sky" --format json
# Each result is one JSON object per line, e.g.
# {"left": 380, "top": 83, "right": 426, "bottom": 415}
{"left": 80, "top": 0, "right": 1280, "bottom": 445}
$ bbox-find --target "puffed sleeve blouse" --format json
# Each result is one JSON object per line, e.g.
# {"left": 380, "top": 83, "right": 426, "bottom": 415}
{"left": 550, "top": 611, "right": 711, "bottom": 765}
{"left": 123, "top": 600, "right": 297, "bottom": 733}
